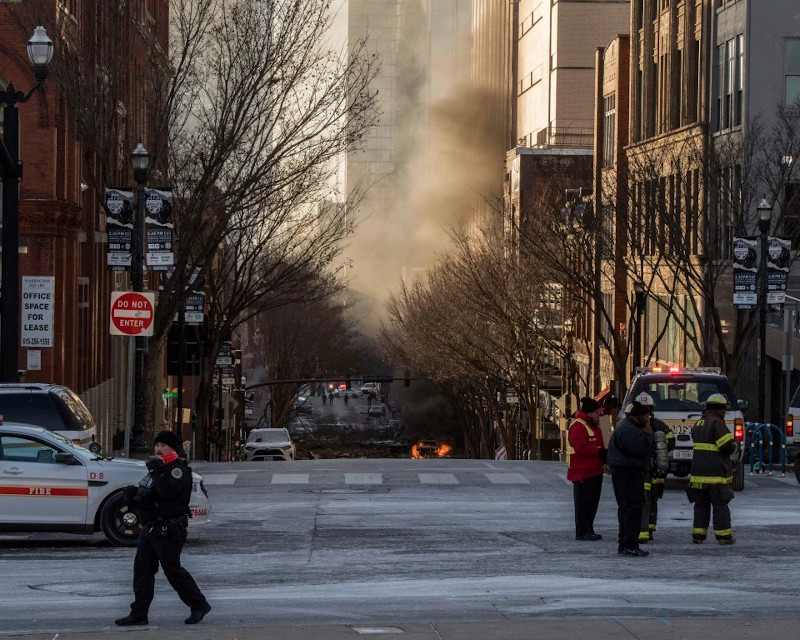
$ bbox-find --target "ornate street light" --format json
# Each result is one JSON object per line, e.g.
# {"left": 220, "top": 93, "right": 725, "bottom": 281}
{"left": 757, "top": 198, "right": 773, "bottom": 423}
{"left": 0, "top": 26, "right": 53, "bottom": 382}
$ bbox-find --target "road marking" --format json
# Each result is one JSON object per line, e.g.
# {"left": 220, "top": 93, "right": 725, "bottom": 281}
{"left": 485, "top": 472, "right": 529, "bottom": 484}
{"left": 272, "top": 474, "right": 309, "bottom": 484}
{"left": 418, "top": 473, "right": 458, "bottom": 484}
{"left": 352, "top": 627, "right": 404, "bottom": 634}
{"left": 201, "top": 474, "right": 237, "bottom": 485}
{"left": 345, "top": 473, "right": 383, "bottom": 485}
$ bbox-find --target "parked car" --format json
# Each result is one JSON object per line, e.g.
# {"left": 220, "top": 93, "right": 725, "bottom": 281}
{"left": 361, "top": 382, "right": 376, "bottom": 395}
{"left": 367, "top": 404, "right": 386, "bottom": 417}
{"left": 784, "top": 386, "right": 800, "bottom": 482}
{"left": 0, "top": 423, "right": 211, "bottom": 546}
{"left": 294, "top": 396, "right": 313, "bottom": 414}
{"left": 244, "top": 428, "right": 296, "bottom": 461}
{"left": 0, "top": 383, "right": 99, "bottom": 450}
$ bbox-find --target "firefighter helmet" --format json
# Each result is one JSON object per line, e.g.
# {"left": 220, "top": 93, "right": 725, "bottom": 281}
{"left": 635, "top": 392, "right": 655, "bottom": 406}
{"left": 704, "top": 393, "right": 728, "bottom": 407}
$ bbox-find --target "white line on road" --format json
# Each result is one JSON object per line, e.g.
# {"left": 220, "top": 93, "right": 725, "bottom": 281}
{"left": 272, "top": 474, "right": 310, "bottom": 484}
{"left": 201, "top": 474, "right": 238, "bottom": 485}
{"left": 485, "top": 472, "right": 529, "bottom": 484}
{"left": 418, "top": 473, "right": 458, "bottom": 484}
{"left": 344, "top": 473, "right": 383, "bottom": 485}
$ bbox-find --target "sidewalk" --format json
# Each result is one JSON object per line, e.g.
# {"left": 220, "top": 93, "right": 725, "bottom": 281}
{"left": 3, "top": 617, "right": 794, "bottom": 639}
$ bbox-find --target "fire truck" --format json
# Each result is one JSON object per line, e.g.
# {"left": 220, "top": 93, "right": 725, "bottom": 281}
{"left": 619, "top": 366, "right": 747, "bottom": 491}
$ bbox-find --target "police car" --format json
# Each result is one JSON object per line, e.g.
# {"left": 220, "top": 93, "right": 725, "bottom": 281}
{"left": 620, "top": 366, "right": 748, "bottom": 490}
{"left": 0, "top": 423, "right": 211, "bottom": 546}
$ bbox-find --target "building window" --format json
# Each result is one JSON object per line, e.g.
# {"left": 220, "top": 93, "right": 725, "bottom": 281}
{"left": 603, "top": 93, "right": 616, "bottom": 167}
{"left": 786, "top": 39, "right": 800, "bottom": 106}
{"left": 716, "top": 36, "right": 744, "bottom": 130}
{"left": 736, "top": 34, "right": 744, "bottom": 125}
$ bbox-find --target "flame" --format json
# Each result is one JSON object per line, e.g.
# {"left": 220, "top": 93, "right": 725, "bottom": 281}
{"left": 410, "top": 441, "right": 451, "bottom": 458}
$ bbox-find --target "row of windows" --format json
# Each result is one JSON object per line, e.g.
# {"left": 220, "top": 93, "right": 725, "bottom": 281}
{"left": 519, "top": 3, "right": 543, "bottom": 38}
{"left": 518, "top": 66, "right": 542, "bottom": 95}
{"left": 716, "top": 35, "right": 744, "bottom": 131}
{"left": 602, "top": 94, "right": 616, "bottom": 168}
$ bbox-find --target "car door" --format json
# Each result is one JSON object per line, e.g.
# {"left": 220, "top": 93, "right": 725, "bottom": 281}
{"left": 0, "top": 433, "right": 89, "bottom": 525}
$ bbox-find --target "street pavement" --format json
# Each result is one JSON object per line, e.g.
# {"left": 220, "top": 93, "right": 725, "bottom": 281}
{"left": 1, "top": 458, "right": 799, "bottom": 639}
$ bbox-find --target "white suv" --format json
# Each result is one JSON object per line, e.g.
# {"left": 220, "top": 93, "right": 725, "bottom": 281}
{"left": 620, "top": 366, "right": 747, "bottom": 490}
{"left": 784, "top": 386, "right": 800, "bottom": 482}
{"left": 0, "top": 423, "right": 211, "bottom": 546}
{"left": 243, "top": 428, "right": 296, "bottom": 461}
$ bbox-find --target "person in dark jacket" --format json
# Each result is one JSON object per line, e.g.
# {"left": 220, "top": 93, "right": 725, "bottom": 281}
{"left": 607, "top": 401, "right": 653, "bottom": 557}
{"left": 687, "top": 394, "right": 737, "bottom": 545}
{"left": 115, "top": 431, "right": 211, "bottom": 627}
{"left": 567, "top": 397, "right": 607, "bottom": 541}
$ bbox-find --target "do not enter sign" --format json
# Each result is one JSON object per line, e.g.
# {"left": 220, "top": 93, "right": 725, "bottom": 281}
{"left": 110, "top": 291, "right": 155, "bottom": 336}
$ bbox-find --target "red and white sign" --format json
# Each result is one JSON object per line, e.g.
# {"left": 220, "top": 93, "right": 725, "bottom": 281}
{"left": 110, "top": 291, "right": 155, "bottom": 336}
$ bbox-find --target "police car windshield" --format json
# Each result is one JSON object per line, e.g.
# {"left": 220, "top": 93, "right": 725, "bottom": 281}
{"left": 630, "top": 375, "right": 732, "bottom": 412}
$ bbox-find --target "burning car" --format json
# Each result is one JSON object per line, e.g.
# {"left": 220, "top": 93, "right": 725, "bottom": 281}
{"left": 411, "top": 440, "right": 452, "bottom": 458}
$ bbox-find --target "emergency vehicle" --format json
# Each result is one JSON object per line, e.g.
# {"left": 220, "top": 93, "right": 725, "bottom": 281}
{"left": 619, "top": 366, "right": 747, "bottom": 491}
{"left": 0, "top": 423, "right": 211, "bottom": 546}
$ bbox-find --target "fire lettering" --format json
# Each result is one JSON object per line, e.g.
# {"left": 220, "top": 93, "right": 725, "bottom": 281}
{"left": 29, "top": 487, "right": 52, "bottom": 495}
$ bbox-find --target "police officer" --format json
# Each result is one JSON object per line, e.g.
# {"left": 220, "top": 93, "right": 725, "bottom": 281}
{"left": 635, "top": 393, "right": 675, "bottom": 544}
{"left": 115, "top": 431, "right": 211, "bottom": 626}
{"left": 687, "top": 394, "right": 737, "bottom": 545}
{"left": 607, "top": 401, "right": 653, "bottom": 557}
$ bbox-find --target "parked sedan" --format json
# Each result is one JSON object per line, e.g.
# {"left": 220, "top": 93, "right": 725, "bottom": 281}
{"left": 0, "top": 423, "right": 211, "bottom": 546}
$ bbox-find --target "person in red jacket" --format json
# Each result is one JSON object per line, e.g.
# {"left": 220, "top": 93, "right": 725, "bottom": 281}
{"left": 567, "top": 397, "right": 608, "bottom": 541}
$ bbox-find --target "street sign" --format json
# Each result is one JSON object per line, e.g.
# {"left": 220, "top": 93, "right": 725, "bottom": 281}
{"left": 162, "top": 390, "right": 178, "bottom": 399}
{"left": 110, "top": 291, "right": 155, "bottom": 336}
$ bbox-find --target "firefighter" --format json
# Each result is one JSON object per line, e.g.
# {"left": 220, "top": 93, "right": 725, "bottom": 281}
{"left": 635, "top": 393, "right": 675, "bottom": 543}
{"left": 687, "top": 394, "right": 737, "bottom": 545}
{"left": 566, "top": 397, "right": 607, "bottom": 541}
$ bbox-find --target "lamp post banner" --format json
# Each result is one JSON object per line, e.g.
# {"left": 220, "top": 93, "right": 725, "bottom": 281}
{"left": 732, "top": 237, "right": 757, "bottom": 308}
{"left": 104, "top": 188, "right": 134, "bottom": 270}
{"left": 144, "top": 188, "right": 173, "bottom": 269}
{"left": 767, "top": 236, "right": 791, "bottom": 305}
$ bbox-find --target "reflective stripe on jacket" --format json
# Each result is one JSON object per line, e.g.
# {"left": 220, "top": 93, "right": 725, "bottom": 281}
{"left": 566, "top": 411, "right": 605, "bottom": 482}
{"left": 689, "top": 412, "right": 736, "bottom": 488}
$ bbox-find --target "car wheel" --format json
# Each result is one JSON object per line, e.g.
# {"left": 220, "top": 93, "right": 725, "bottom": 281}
{"left": 794, "top": 455, "right": 800, "bottom": 485}
{"left": 100, "top": 492, "right": 141, "bottom": 547}
{"left": 732, "top": 453, "right": 745, "bottom": 492}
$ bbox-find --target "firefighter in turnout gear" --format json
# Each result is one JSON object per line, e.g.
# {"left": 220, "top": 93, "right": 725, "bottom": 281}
{"left": 635, "top": 393, "right": 675, "bottom": 543}
{"left": 687, "top": 394, "right": 737, "bottom": 545}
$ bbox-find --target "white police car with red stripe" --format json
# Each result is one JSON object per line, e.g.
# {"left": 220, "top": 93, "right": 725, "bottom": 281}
{"left": 0, "top": 423, "right": 210, "bottom": 546}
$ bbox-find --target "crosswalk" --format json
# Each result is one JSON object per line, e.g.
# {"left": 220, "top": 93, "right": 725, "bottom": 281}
{"left": 201, "top": 472, "right": 531, "bottom": 486}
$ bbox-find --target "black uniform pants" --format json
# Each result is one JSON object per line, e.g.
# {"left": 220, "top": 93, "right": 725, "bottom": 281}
{"left": 690, "top": 485, "right": 732, "bottom": 539}
{"left": 639, "top": 480, "right": 665, "bottom": 538}
{"left": 611, "top": 466, "right": 645, "bottom": 551}
{"left": 572, "top": 474, "right": 603, "bottom": 537}
{"left": 130, "top": 522, "right": 207, "bottom": 617}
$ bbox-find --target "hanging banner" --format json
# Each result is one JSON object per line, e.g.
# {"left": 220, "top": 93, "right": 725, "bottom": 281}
{"left": 767, "top": 236, "right": 791, "bottom": 305}
{"left": 732, "top": 237, "right": 757, "bottom": 308}
{"left": 105, "top": 188, "right": 134, "bottom": 270}
{"left": 145, "top": 188, "right": 174, "bottom": 269}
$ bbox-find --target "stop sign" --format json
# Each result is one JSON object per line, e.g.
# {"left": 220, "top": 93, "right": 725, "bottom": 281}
{"left": 110, "top": 291, "right": 155, "bottom": 336}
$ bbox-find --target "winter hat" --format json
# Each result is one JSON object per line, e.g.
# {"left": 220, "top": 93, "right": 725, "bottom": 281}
{"left": 628, "top": 401, "right": 651, "bottom": 417}
{"left": 154, "top": 430, "right": 179, "bottom": 451}
{"left": 580, "top": 397, "right": 602, "bottom": 414}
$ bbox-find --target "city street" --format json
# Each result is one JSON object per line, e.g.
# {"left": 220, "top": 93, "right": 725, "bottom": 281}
{"left": 1, "top": 458, "right": 799, "bottom": 638}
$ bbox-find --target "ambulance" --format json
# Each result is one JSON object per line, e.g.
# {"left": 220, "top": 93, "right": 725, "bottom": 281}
{"left": 619, "top": 366, "right": 747, "bottom": 490}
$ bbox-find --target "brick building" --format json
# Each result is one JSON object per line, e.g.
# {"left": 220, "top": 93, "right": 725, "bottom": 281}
{"left": 0, "top": 1, "right": 168, "bottom": 450}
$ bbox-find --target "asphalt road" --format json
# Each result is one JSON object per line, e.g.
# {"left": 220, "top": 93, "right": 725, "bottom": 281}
{"left": 1, "top": 458, "right": 798, "bottom": 637}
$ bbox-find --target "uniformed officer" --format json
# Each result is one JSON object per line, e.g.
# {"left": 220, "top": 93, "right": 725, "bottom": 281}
{"left": 687, "top": 394, "right": 737, "bottom": 545}
{"left": 635, "top": 393, "right": 675, "bottom": 543}
{"left": 115, "top": 431, "right": 211, "bottom": 626}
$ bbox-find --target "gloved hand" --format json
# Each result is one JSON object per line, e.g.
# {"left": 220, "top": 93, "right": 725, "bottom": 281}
{"left": 598, "top": 448, "right": 608, "bottom": 462}
{"left": 124, "top": 484, "right": 138, "bottom": 504}
{"left": 146, "top": 456, "right": 164, "bottom": 471}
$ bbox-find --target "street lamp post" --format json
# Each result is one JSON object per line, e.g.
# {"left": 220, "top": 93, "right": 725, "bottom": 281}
{"left": 564, "top": 318, "right": 574, "bottom": 422}
{"left": 633, "top": 279, "right": 645, "bottom": 375}
{"left": 129, "top": 143, "right": 150, "bottom": 453}
{"left": 757, "top": 198, "right": 773, "bottom": 423}
{"left": 0, "top": 26, "right": 53, "bottom": 382}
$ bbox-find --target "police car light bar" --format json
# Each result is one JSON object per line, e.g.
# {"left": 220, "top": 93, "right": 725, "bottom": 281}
{"left": 634, "top": 366, "right": 722, "bottom": 375}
